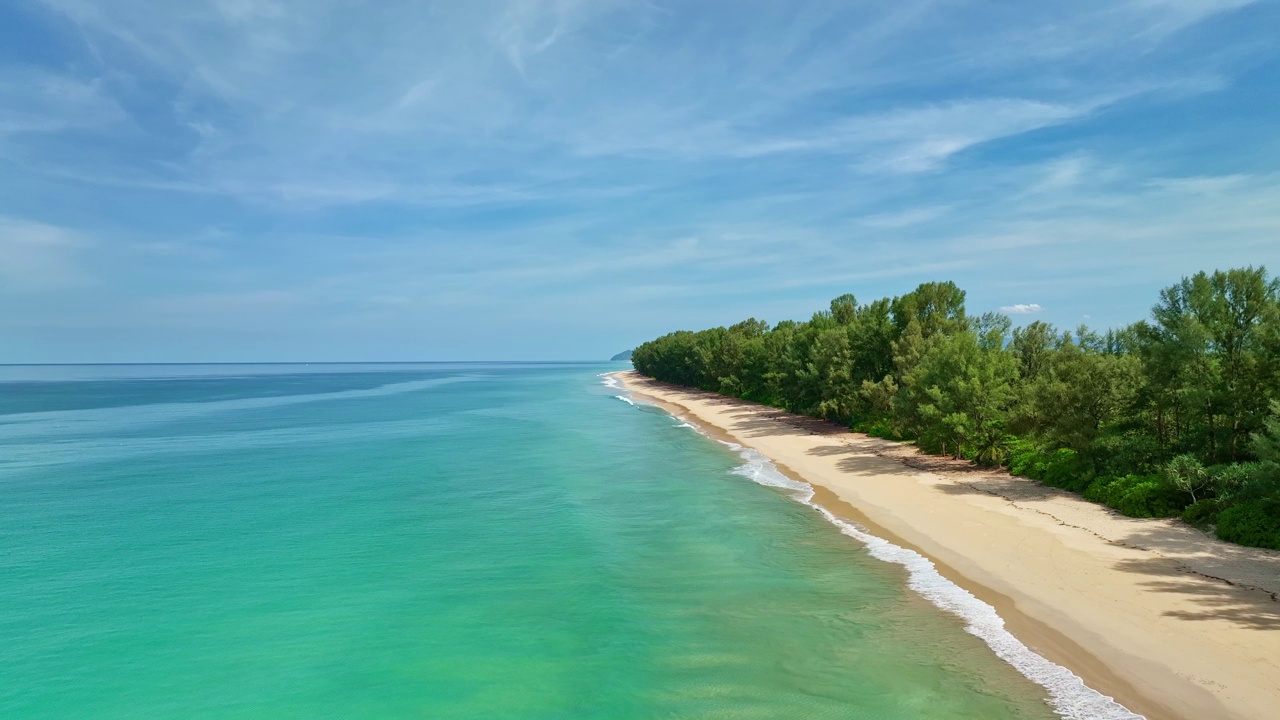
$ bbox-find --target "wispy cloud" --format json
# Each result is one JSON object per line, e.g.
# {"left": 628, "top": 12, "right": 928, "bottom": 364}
{"left": 1000, "top": 303, "right": 1045, "bottom": 315}
{"left": 24, "top": 0, "right": 1257, "bottom": 202}
{"left": 1, "top": 0, "right": 1275, "bottom": 360}
{"left": 585, "top": 97, "right": 1110, "bottom": 171}
{"left": 1132, "top": 0, "right": 1258, "bottom": 38}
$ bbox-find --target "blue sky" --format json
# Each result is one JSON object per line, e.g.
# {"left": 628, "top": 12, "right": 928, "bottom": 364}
{"left": 2, "top": 0, "right": 1278, "bottom": 362}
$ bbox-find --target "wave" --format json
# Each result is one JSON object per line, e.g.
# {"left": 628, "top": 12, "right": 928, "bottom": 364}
{"left": 599, "top": 372, "right": 639, "bottom": 406}
{"left": 0, "top": 375, "right": 482, "bottom": 442}
{"left": 612, "top": 384, "right": 1143, "bottom": 720}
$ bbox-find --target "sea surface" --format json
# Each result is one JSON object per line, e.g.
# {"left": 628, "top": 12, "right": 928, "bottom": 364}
{"left": 0, "top": 363, "right": 1076, "bottom": 719}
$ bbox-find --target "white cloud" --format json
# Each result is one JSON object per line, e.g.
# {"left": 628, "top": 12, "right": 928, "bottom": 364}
{"left": 686, "top": 98, "right": 1098, "bottom": 167}
{"left": 25, "top": 0, "right": 1257, "bottom": 206}
{"left": 5, "top": 0, "right": 1277, "bottom": 360}
{"left": 999, "top": 303, "right": 1045, "bottom": 314}
{"left": 836, "top": 99, "right": 1104, "bottom": 173}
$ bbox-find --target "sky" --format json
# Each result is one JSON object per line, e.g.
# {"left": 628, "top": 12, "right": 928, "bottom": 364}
{"left": 2, "top": 0, "right": 1279, "bottom": 362}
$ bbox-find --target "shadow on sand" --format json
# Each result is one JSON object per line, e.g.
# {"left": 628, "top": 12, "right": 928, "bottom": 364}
{"left": 628, "top": 373, "right": 1280, "bottom": 630}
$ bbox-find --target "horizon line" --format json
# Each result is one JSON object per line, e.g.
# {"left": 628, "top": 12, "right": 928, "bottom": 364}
{"left": 0, "top": 360, "right": 631, "bottom": 367}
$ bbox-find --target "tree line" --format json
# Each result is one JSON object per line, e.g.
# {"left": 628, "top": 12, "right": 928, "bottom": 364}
{"left": 632, "top": 267, "right": 1280, "bottom": 550}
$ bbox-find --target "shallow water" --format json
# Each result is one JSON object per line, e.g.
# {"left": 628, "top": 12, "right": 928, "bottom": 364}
{"left": 0, "top": 363, "right": 1065, "bottom": 719}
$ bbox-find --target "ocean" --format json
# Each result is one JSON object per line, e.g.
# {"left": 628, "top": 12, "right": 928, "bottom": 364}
{"left": 1, "top": 363, "right": 1075, "bottom": 719}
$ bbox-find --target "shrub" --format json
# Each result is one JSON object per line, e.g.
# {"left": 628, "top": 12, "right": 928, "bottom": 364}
{"left": 1215, "top": 499, "right": 1280, "bottom": 550}
{"left": 1181, "top": 498, "right": 1221, "bottom": 528}
{"left": 1113, "top": 479, "right": 1181, "bottom": 518}
{"left": 1040, "top": 448, "right": 1091, "bottom": 492}
{"left": 1083, "top": 476, "right": 1112, "bottom": 504}
{"left": 1006, "top": 438, "right": 1044, "bottom": 477}
{"left": 854, "top": 417, "right": 901, "bottom": 441}
{"left": 1084, "top": 474, "right": 1183, "bottom": 518}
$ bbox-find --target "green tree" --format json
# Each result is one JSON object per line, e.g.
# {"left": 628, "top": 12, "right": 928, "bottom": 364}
{"left": 1137, "top": 267, "right": 1280, "bottom": 463}
{"left": 891, "top": 281, "right": 967, "bottom": 338}
{"left": 899, "top": 326, "right": 1019, "bottom": 463}
{"left": 630, "top": 267, "right": 1280, "bottom": 549}
{"left": 1014, "top": 337, "right": 1141, "bottom": 454}
{"left": 1010, "top": 321, "right": 1057, "bottom": 382}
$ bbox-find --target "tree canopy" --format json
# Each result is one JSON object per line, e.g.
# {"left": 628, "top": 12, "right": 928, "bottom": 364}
{"left": 633, "top": 267, "right": 1280, "bottom": 551}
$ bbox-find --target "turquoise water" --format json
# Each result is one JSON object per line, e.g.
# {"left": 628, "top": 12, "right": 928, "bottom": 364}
{"left": 0, "top": 363, "right": 1063, "bottom": 719}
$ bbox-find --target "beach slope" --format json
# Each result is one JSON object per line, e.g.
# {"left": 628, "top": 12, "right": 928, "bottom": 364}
{"left": 615, "top": 371, "right": 1280, "bottom": 720}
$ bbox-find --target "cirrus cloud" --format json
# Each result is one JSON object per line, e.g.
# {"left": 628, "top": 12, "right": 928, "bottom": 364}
{"left": 1000, "top": 303, "right": 1045, "bottom": 315}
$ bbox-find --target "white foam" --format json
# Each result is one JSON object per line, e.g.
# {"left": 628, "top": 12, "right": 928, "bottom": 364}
{"left": 600, "top": 373, "right": 639, "bottom": 406}
{"left": 619, "top": 398, "right": 1144, "bottom": 720}
{"left": 726, "top": 441, "right": 1143, "bottom": 720}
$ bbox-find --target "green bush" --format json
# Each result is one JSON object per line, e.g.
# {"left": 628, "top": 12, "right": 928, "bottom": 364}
{"left": 1006, "top": 438, "right": 1045, "bottom": 477}
{"left": 854, "top": 417, "right": 900, "bottom": 441}
{"left": 1082, "top": 476, "right": 1111, "bottom": 504}
{"left": 1083, "top": 474, "right": 1182, "bottom": 518}
{"left": 1215, "top": 500, "right": 1280, "bottom": 550}
{"left": 1181, "top": 498, "right": 1221, "bottom": 527}
{"left": 1040, "top": 448, "right": 1091, "bottom": 492}
{"left": 1006, "top": 440, "right": 1089, "bottom": 487}
{"left": 1114, "top": 479, "right": 1181, "bottom": 518}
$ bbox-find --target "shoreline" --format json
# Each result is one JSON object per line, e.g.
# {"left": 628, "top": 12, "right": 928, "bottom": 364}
{"left": 611, "top": 371, "right": 1280, "bottom": 720}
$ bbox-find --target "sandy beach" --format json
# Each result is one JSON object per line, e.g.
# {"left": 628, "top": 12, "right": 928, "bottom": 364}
{"left": 615, "top": 371, "right": 1280, "bottom": 720}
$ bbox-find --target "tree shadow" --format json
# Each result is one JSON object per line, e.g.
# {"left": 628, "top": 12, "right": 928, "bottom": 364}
{"left": 1111, "top": 553, "right": 1280, "bottom": 630}
{"left": 807, "top": 443, "right": 859, "bottom": 456}
{"left": 929, "top": 473, "right": 1079, "bottom": 503}
{"left": 803, "top": 436, "right": 1075, "bottom": 500}
{"left": 1116, "top": 524, "right": 1280, "bottom": 581}
{"left": 626, "top": 374, "right": 1280, "bottom": 629}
